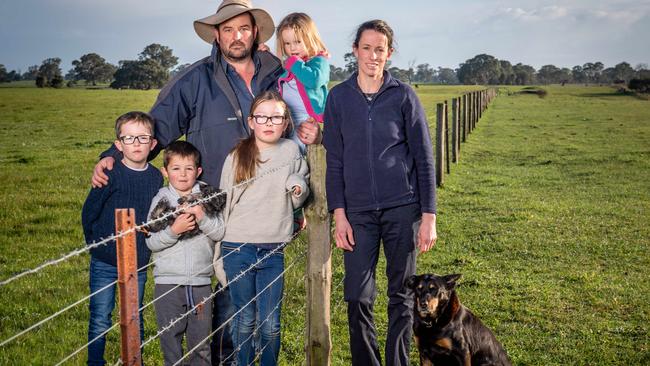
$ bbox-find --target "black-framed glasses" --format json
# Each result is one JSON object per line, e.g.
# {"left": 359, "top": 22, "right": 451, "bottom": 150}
{"left": 119, "top": 135, "right": 152, "bottom": 144}
{"left": 252, "top": 115, "right": 285, "bottom": 125}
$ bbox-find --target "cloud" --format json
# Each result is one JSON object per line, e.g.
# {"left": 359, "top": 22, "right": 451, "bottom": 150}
{"left": 501, "top": 5, "right": 569, "bottom": 22}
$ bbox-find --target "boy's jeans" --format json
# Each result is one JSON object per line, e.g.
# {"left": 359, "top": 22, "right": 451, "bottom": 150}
{"left": 221, "top": 242, "right": 284, "bottom": 366}
{"left": 88, "top": 257, "right": 147, "bottom": 366}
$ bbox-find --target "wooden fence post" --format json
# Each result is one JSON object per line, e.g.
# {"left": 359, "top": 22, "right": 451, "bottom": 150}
{"left": 305, "top": 144, "right": 332, "bottom": 366}
{"left": 444, "top": 101, "right": 450, "bottom": 174}
{"left": 473, "top": 91, "right": 478, "bottom": 129}
{"left": 451, "top": 98, "right": 459, "bottom": 163}
{"left": 115, "top": 208, "right": 142, "bottom": 366}
{"left": 468, "top": 92, "right": 474, "bottom": 133}
{"left": 461, "top": 94, "right": 467, "bottom": 142}
{"left": 436, "top": 103, "right": 445, "bottom": 187}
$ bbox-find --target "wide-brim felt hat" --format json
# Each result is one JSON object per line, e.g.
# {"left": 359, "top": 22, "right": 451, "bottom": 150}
{"left": 194, "top": 0, "right": 274, "bottom": 44}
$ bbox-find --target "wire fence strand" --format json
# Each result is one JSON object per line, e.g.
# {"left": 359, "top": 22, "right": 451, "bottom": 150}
{"left": 173, "top": 246, "right": 306, "bottom": 366}
{"left": 54, "top": 323, "right": 120, "bottom": 366}
{"left": 141, "top": 229, "right": 304, "bottom": 351}
{"left": 0, "top": 153, "right": 303, "bottom": 288}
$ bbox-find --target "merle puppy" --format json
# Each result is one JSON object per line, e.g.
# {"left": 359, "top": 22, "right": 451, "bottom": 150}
{"left": 145, "top": 182, "right": 226, "bottom": 240}
{"left": 405, "top": 273, "right": 511, "bottom": 366}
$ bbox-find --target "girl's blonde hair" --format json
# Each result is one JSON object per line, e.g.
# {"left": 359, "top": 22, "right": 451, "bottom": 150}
{"left": 232, "top": 90, "right": 293, "bottom": 184}
{"left": 276, "top": 13, "right": 327, "bottom": 59}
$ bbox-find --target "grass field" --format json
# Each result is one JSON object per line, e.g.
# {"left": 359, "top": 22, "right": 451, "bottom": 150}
{"left": 0, "top": 84, "right": 648, "bottom": 365}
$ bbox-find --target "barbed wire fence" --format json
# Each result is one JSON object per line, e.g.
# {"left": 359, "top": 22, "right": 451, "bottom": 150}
{"left": 1, "top": 89, "right": 497, "bottom": 365}
{"left": 0, "top": 152, "right": 321, "bottom": 365}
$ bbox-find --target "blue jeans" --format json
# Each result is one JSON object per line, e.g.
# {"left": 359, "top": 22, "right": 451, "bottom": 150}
{"left": 222, "top": 242, "right": 284, "bottom": 366}
{"left": 88, "top": 257, "right": 147, "bottom": 366}
{"left": 211, "top": 284, "right": 235, "bottom": 366}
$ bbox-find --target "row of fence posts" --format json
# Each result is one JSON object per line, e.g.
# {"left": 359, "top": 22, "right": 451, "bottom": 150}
{"left": 436, "top": 88, "right": 497, "bottom": 186}
{"left": 112, "top": 88, "right": 497, "bottom": 365}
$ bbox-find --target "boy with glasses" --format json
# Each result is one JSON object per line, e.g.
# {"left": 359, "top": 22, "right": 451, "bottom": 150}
{"left": 81, "top": 111, "right": 163, "bottom": 366}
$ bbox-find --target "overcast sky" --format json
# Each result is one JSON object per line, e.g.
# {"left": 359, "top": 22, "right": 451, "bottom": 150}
{"left": 1, "top": 0, "right": 649, "bottom": 73}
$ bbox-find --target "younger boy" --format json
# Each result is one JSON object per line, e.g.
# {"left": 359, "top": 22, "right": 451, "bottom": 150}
{"left": 146, "top": 141, "right": 226, "bottom": 365}
{"left": 81, "top": 111, "right": 163, "bottom": 366}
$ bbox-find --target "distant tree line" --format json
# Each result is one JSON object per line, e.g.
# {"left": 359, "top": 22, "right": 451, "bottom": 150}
{"left": 2, "top": 48, "right": 649, "bottom": 90}
{"left": 0, "top": 43, "right": 179, "bottom": 89}
{"left": 330, "top": 53, "right": 650, "bottom": 87}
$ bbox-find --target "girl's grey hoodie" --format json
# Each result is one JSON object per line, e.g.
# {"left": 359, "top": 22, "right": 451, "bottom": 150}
{"left": 146, "top": 182, "right": 226, "bottom": 286}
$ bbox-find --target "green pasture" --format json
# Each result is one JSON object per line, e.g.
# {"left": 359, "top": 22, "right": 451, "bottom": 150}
{"left": 0, "top": 84, "right": 648, "bottom": 365}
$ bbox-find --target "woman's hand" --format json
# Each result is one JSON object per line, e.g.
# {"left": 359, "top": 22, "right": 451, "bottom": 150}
{"left": 333, "top": 208, "right": 355, "bottom": 251}
{"left": 91, "top": 157, "right": 115, "bottom": 188}
{"left": 297, "top": 118, "right": 322, "bottom": 145}
{"left": 417, "top": 213, "right": 437, "bottom": 254}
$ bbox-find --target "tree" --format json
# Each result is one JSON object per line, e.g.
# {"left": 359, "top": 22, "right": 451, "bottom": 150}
{"left": 140, "top": 43, "right": 178, "bottom": 71}
{"left": 406, "top": 59, "right": 416, "bottom": 84}
{"left": 415, "top": 63, "right": 435, "bottom": 83}
{"left": 457, "top": 54, "right": 501, "bottom": 85}
{"left": 572, "top": 65, "right": 587, "bottom": 84}
{"left": 388, "top": 66, "right": 409, "bottom": 82}
{"left": 437, "top": 67, "right": 458, "bottom": 84}
{"left": 111, "top": 44, "right": 179, "bottom": 89}
{"left": 612, "top": 62, "right": 636, "bottom": 83}
{"left": 600, "top": 67, "right": 617, "bottom": 84}
{"left": 36, "top": 58, "right": 64, "bottom": 88}
{"left": 559, "top": 68, "right": 572, "bottom": 84}
{"left": 498, "top": 60, "right": 515, "bottom": 84}
{"left": 22, "top": 65, "right": 38, "bottom": 80}
{"left": 111, "top": 59, "right": 168, "bottom": 89}
{"left": 537, "top": 64, "right": 563, "bottom": 84}
{"left": 582, "top": 62, "right": 604, "bottom": 83}
{"left": 0, "top": 64, "right": 7, "bottom": 83}
{"left": 329, "top": 64, "right": 348, "bottom": 81}
{"left": 344, "top": 52, "right": 357, "bottom": 75}
{"left": 6, "top": 70, "right": 21, "bottom": 82}
{"left": 71, "top": 53, "right": 116, "bottom": 85}
{"left": 512, "top": 63, "right": 536, "bottom": 85}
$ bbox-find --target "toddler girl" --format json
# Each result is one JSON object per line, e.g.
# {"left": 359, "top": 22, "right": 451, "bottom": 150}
{"left": 276, "top": 12, "right": 329, "bottom": 153}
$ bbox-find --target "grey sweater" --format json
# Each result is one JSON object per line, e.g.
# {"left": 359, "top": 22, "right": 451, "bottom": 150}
{"left": 146, "top": 182, "right": 226, "bottom": 286}
{"left": 220, "top": 139, "right": 309, "bottom": 244}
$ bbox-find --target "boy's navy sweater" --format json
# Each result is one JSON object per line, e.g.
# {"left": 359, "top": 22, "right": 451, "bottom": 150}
{"left": 82, "top": 161, "right": 163, "bottom": 268}
{"left": 322, "top": 71, "right": 437, "bottom": 214}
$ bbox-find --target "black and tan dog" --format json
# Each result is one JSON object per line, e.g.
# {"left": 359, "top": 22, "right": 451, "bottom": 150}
{"left": 405, "top": 273, "right": 511, "bottom": 366}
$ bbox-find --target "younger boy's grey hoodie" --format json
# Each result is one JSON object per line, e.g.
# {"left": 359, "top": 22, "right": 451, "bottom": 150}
{"left": 146, "top": 182, "right": 226, "bottom": 286}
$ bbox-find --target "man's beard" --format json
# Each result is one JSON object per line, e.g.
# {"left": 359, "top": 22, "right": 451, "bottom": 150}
{"left": 222, "top": 41, "right": 252, "bottom": 61}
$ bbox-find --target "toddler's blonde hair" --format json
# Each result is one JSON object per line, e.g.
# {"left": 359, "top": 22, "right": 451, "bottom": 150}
{"left": 276, "top": 13, "right": 327, "bottom": 59}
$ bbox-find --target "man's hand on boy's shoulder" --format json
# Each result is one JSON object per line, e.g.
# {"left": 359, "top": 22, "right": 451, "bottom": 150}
{"left": 92, "top": 157, "right": 115, "bottom": 188}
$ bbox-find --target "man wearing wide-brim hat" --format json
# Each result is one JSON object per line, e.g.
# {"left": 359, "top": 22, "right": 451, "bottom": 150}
{"left": 90, "top": 0, "right": 318, "bottom": 364}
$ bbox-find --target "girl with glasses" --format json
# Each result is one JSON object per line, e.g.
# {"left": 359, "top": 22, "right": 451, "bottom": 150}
{"left": 218, "top": 90, "right": 309, "bottom": 366}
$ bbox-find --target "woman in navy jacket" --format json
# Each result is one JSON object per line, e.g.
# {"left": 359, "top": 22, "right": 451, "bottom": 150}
{"left": 322, "top": 20, "right": 438, "bottom": 366}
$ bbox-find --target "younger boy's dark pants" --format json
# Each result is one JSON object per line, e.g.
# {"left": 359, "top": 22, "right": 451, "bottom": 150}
{"left": 154, "top": 284, "right": 212, "bottom": 366}
{"left": 343, "top": 203, "right": 420, "bottom": 366}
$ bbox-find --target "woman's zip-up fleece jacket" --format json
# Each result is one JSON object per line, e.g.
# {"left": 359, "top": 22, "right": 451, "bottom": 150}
{"left": 322, "top": 71, "right": 437, "bottom": 214}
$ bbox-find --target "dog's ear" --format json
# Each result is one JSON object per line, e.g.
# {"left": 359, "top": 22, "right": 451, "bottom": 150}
{"left": 405, "top": 275, "right": 418, "bottom": 290}
{"left": 443, "top": 273, "right": 462, "bottom": 290}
